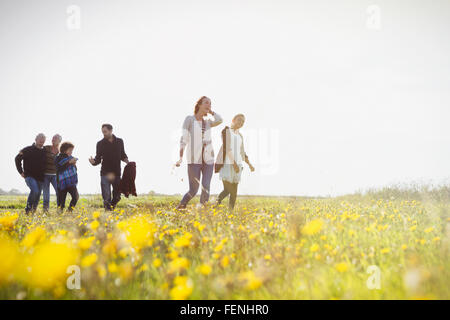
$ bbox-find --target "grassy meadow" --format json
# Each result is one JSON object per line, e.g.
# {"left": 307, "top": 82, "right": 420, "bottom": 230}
{"left": 0, "top": 187, "right": 449, "bottom": 300}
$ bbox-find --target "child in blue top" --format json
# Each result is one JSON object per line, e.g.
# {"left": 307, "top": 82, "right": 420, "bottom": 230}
{"left": 55, "top": 142, "right": 79, "bottom": 212}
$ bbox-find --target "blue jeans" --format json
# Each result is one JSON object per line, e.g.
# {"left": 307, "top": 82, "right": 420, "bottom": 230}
{"left": 43, "top": 174, "right": 58, "bottom": 210}
{"left": 25, "top": 177, "right": 43, "bottom": 213}
{"left": 101, "top": 175, "right": 121, "bottom": 210}
{"left": 180, "top": 162, "right": 214, "bottom": 206}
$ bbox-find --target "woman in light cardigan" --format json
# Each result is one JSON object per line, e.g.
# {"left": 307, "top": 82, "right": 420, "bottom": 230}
{"left": 215, "top": 114, "right": 255, "bottom": 210}
{"left": 176, "top": 96, "right": 223, "bottom": 210}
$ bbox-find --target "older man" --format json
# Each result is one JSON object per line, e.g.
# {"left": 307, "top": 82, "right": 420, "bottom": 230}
{"left": 15, "top": 133, "right": 47, "bottom": 214}
{"left": 42, "top": 134, "right": 62, "bottom": 212}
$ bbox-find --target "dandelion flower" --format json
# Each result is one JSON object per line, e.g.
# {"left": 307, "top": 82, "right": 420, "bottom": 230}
{"left": 302, "top": 219, "right": 324, "bottom": 236}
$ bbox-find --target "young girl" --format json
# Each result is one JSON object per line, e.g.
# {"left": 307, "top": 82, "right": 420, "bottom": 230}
{"left": 215, "top": 114, "right": 255, "bottom": 210}
{"left": 175, "top": 96, "right": 223, "bottom": 210}
{"left": 55, "top": 142, "right": 79, "bottom": 212}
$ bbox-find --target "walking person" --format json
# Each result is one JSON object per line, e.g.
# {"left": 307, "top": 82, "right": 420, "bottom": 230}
{"left": 89, "top": 124, "right": 129, "bottom": 211}
{"left": 215, "top": 114, "right": 255, "bottom": 211}
{"left": 56, "top": 142, "right": 79, "bottom": 212}
{"left": 175, "top": 96, "right": 223, "bottom": 210}
{"left": 42, "top": 134, "right": 62, "bottom": 212}
{"left": 14, "top": 133, "right": 47, "bottom": 214}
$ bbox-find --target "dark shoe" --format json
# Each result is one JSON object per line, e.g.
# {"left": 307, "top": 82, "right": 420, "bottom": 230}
{"left": 176, "top": 204, "right": 187, "bottom": 211}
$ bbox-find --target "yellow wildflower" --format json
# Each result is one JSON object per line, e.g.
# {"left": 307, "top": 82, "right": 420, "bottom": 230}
{"left": 335, "top": 262, "right": 348, "bottom": 273}
{"left": 197, "top": 264, "right": 212, "bottom": 275}
{"left": 302, "top": 219, "right": 324, "bottom": 236}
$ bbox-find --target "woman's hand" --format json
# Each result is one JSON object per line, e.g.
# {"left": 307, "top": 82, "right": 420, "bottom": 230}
{"left": 175, "top": 157, "right": 183, "bottom": 167}
{"left": 233, "top": 163, "right": 240, "bottom": 173}
{"left": 249, "top": 164, "right": 255, "bottom": 172}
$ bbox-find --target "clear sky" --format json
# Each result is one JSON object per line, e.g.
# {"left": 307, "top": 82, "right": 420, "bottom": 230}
{"left": 1, "top": 0, "right": 449, "bottom": 196}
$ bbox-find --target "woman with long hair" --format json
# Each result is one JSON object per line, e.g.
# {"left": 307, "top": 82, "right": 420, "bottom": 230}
{"left": 176, "top": 96, "right": 222, "bottom": 210}
{"left": 215, "top": 114, "right": 255, "bottom": 210}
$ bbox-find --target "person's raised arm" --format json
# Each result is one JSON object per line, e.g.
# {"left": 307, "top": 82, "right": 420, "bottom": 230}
{"left": 209, "top": 111, "right": 223, "bottom": 128}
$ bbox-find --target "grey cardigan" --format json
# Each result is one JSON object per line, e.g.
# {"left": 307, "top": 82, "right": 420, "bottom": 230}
{"left": 180, "top": 112, "right": 223, "bottom": 164}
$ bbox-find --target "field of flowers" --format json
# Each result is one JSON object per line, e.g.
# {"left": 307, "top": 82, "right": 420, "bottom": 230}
{"left": 0, "top": 192, "right": 448, "bottom": 300}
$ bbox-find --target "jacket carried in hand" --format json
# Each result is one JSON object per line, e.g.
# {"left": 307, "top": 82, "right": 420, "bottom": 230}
{"left": 55, "top": 153, "right": 78, "bottom": 191}
{"left": 119, "top": 162, "right": 137, "bottom": 198}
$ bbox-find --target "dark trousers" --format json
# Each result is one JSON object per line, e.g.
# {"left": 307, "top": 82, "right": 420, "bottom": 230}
{"left": 58, "top": 186, "right": 79, "bottom": 211}
{"left": 101, "top": 175, "right": 121, "bottom": 210}
{"left": 217, "top": 180, "right": 239, "bottom": 210}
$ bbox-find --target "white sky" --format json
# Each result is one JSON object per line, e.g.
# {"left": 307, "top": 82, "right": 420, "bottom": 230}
{"left": 0, "top": 0, "right": 449, "bottom": 196}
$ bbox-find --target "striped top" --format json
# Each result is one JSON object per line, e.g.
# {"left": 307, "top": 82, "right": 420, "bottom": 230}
{"left": 180, "top": 112, "right": 223, "bottom": 164}
{"left": 43, "top": 145, "right": 59, "bottom": 175}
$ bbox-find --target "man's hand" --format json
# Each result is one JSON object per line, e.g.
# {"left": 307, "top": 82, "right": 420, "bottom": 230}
{"left": 249, "top": 164, "right": 255, "bottom": 172}
{"left": 123, "top": 158, "right": 130, "bottom": 164}
{"left": 20, "top": 173, "right": 25, "bottom": 178}
{"left": 69, "top": 158, "right": 78, "bottom": 165}
{"left": 89, "top": 157, "right": 95, "bottom": 165}
{"left": 233, "top": 163, "right": 240, "bottom": 173}
{"left": 175, "top": 157, "right": 183, "bottom": 167}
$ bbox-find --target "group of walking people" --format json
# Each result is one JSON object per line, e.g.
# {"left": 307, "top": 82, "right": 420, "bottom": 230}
{"left": 14, "top": 96, "right": 254, "bottom": 214}
{"left": 15, "top": 124, "right": 130, "bottom": 214}
{"left": 175, "top": 96, "right": 255, "bottom": 211}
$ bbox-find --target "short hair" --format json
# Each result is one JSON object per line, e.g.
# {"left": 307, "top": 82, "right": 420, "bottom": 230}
{"left": 35, "top": 133, "right": 46, "bottom": 140}
{"left": 102, "top": 124, "right": 113, "bottom": 131}
{"left": 53, "top": 134, "right": 62, "bottom": 142}
{"left": 60, "top": 142, "right": 75, "bottom": 154}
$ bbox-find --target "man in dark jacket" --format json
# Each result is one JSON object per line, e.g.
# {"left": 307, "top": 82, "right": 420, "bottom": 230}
{"left": 15, "top": 133, "right": 47, "bottom": 214}
{"left": 89, "top": 124, "right": 129, "bottom": 210}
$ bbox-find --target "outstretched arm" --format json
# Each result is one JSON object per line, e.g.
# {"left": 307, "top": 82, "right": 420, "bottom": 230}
{"left": 89, "top": 142, "right": 102, "bottom": 166}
